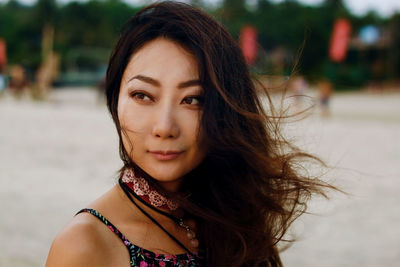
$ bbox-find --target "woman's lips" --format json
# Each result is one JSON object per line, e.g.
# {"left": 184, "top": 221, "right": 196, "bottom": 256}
{"left": 149, "top": 150, "right": 183, "bottom": 161}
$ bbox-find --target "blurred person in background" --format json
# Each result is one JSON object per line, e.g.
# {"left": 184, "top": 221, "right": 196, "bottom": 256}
{"left": 0, "top": 64, "right": 5, "bottom": 97}
{"left": 0, "top": 72, "right": 5, "bottom": 97}
{"left": 0, "top": 38, "right": 6, "bottom": 97}
{"left": 46, "top": 2, "right": 333, "bottom": 266}
{"left": 8, "top": 64, "right": 30, "bottom": 99}
{"left": 318, "top": 79, "right": 333, "bottom": 117}
{"left": 96, "top": 75, "right": 107, "bottom": 104}
{"left": 290, "top": 75, "right": 308, "bottom": 112}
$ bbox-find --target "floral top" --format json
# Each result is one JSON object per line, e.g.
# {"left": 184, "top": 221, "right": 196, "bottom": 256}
{"left": 77, "top": 209, "right": 203, "bottom": 267}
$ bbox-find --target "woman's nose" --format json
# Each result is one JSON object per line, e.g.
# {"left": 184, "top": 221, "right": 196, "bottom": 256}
{"left": 151, "top": 106, "right": 180, "bottom": 139}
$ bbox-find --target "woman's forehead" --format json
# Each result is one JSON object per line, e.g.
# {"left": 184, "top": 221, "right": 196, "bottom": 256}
{"left": 122, "top": 38, "right": 199, "bottom": 85}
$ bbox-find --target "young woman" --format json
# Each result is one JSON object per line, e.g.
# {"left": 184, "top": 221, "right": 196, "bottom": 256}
{"left": 46, "top": 2, "right": 331, "bottom": 266}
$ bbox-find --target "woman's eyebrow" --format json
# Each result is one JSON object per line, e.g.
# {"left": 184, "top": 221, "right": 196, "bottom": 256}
{"left": 178, "top": 79, "right": 201, "bottom": 89}
{"left": 128, "top": 74, "right": 200, "bottom": 89}
{"left": 128, "top": 75, "right": 160, "bottom": 86}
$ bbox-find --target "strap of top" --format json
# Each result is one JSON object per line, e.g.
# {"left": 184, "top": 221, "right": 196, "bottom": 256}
{"left": 76, "top": 208, "right": 135, "bottom": 253}
{"left": 119, "top": 180, "right": 194, "bottom": 256}
{"left": 75, "top": 208, "right": 200, "bottom": 267}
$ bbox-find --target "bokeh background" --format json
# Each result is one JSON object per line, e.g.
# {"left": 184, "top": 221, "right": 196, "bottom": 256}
{"left": 0, "top": 0, "right": 399, "bottom": 266}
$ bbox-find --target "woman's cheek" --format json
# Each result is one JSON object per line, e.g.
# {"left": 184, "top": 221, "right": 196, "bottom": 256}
{"left": 119, "top": 98, "right": 147, "bottom": 132}
{"left": 185, "top": 110, "right": 202, "bottom": 139}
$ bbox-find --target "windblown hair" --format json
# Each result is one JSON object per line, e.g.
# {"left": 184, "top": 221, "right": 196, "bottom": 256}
{"left": 106, "top": 2, "right": 332, "bottom": 266}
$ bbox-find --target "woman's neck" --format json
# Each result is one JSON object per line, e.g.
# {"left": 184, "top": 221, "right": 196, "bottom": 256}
{"left": 156, "top": 179, "right": 183, "bottom": 193}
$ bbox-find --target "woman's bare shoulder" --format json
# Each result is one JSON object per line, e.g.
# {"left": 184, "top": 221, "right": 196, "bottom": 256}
{"left": 45, "top": 185, "right": 140, "bottom": 266}
{"left": 45, "top": 212, "right": 112, "bottom": 267}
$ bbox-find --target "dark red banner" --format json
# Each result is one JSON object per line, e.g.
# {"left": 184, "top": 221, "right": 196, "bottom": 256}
{"left": 329, "top": 19, "right": 352, "bottom": 62}
{"left": 240, "top": 26, "right": 258, "bottom": 65}
{"left": 0, "top": 38, "right": 6, "bottom": 68}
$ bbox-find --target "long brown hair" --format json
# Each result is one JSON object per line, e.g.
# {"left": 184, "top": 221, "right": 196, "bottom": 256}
{"left": 106, "top": 2, "right": 333, "bottom": 266}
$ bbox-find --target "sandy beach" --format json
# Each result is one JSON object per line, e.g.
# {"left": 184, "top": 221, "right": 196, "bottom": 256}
{"left": 0, "top": 87, "right": 399, "bottom": 267}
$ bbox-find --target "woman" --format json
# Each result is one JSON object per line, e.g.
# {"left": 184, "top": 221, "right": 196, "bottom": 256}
{"left": 46, "top": 2, "right": 331, "bottom": 266}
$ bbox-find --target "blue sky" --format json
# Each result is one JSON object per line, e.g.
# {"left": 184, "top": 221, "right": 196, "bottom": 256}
{"left": 1, "top": 0, "right": 400, "bottom": 17}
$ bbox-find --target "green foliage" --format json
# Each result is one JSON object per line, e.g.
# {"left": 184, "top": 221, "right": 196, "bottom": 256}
{"left": 0, "top": 1, "right": 41, "bottom": 68}
{"left": 0, "top": 0, "right": 398, "bottom": 86}
{"left": 0, "top": 0, "right": 140, "bottom": 71}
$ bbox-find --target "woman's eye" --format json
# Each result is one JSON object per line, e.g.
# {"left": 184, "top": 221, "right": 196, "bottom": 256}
{"left": 130, "top": 92, "right": 152, "bottom": 102}
{"left": 182, "top": 96, "right": 202, "bottom": 105}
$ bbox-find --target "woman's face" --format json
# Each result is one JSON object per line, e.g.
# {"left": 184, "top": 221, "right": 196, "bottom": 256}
{"left": 118, "top": 38, "right": 207, "bottom": 192}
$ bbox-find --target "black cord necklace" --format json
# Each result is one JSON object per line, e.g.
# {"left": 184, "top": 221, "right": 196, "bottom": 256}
{"left": 119, "top": 178, "right": 198, "bottom": 256}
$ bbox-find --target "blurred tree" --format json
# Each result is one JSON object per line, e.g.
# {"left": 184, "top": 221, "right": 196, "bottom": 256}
{"left": 30, "top": 0, "right": 59, "bottom": 97}
{"left": 217, "top": 0, "right": 250, "bottom": 37}
{"left": 55, "top": 0, "right": 139, "bottom": 71}
{"left": 0, "top": 0, "right": 41, "bottom": 69}
{"left": 0, "top": 0, "right": 397, "bottom": 87}
{"left": 387, "top": 14, "right": 400, "bottom": 79}
{"left": 34, "top": 0, "right": 57, "bottom": 27}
